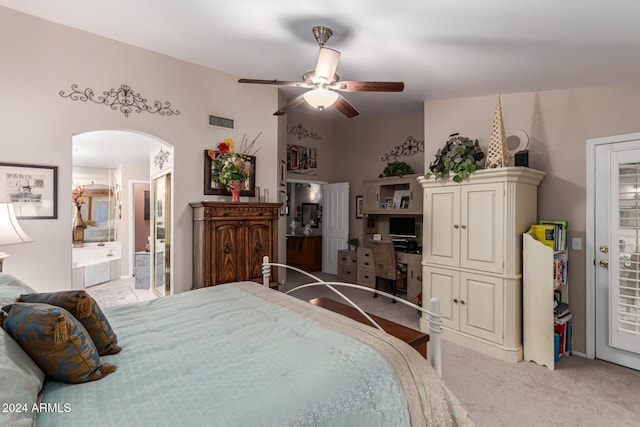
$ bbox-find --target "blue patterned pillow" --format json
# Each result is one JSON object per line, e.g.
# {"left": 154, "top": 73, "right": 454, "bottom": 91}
{"left": 18, "top": 290, "right": 121, "bottom": 355}
{"left": 1, "top": 302, "right": 116, "bottom": 384}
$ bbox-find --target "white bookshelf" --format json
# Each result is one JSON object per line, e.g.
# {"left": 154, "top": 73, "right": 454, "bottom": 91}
{"left": 523, "top": 231, "right": 569, "bottom": 370}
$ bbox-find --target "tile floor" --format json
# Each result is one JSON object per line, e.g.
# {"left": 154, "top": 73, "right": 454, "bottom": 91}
{"left": 85, "top": 276, "right": 159, "bottom": 308}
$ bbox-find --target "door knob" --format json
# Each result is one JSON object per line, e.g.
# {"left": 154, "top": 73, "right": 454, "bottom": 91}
{"left": 599, "top": 245, "right": 608, "bottom": 253}
{"left": 599, "top": 260, "right": 609, "bottom": 268}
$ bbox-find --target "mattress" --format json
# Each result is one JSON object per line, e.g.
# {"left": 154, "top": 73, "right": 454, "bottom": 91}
{"left": 37, "top": 282, "right": 472, "bottom": 426}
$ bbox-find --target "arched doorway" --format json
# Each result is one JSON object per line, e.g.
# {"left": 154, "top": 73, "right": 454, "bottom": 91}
{"left": 72, "top": 130, "right": 173, "bottom": 302}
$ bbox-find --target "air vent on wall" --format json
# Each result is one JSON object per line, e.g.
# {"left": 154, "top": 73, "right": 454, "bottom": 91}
{"left": 208, "top": 114, "right": 235, "bottom": 130}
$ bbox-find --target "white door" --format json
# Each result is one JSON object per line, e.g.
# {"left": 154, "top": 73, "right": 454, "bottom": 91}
{"left": 591, "top": 135, "right": 640, "bottom": 370}
{"left": 322, "top": 182, "right": 349, "bottom": 275}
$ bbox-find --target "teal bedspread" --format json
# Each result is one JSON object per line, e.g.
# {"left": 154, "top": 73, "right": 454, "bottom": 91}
{"left": 37, "top": 282, "right": 472, "bottom": 427}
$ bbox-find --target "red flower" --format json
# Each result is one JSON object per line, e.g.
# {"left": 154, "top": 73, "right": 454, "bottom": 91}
{"left": 217, "top": 142, "right": 230, "bottom": 155}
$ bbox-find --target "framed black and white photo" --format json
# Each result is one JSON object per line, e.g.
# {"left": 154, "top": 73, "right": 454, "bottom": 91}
{"left": 0, "top": 162, "right": 58, "bottom": 219}
{"left": 280, "top": 160, "right": 286, "bottom": 187}
{"left": 279, "top": 190, "right": 286, "bottom": 216}
{"left": 355, "top": 195, "right": 363, "bottom": 219}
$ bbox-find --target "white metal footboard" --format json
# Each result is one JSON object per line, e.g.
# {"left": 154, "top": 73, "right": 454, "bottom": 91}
{"left": 262, "top": 256, "right": 442, "bottom": 376}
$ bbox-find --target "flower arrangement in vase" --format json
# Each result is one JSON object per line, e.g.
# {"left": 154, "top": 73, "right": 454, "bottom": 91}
{"left": 208, "top": 133, "right": 261, "bottom": 201}
{"left": 72, "top": 183, "right": 86, "bottom": 246}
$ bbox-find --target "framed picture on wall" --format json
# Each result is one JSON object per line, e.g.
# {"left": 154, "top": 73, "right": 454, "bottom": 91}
{"left": 279, "top": 190, "right": 286, "bottom": 216}
{"left": 203, "top": 150, "right": 256, "bottom": 197}
{"left": 355, "top": 195, "right": 363, "bottom": 219}
{"left": 280, "top": 160, "right": 286, "bottom": 187}
{"left": 0, "top": 162, "right": 58, "bottom": 219}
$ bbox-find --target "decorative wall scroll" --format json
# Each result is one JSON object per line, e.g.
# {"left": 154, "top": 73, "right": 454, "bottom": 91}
{"left": 59, "top": 84, "right": 181, "bottom": 118}
{"left": 154, "top": 147, "right": 171, "bottom": 170}
{"left": 380, "top": 136, "right": 425, "bottom": 161}
{"left": 287, "top": 123, "right": 322, "bottom": 141}
{"left": 287, "top": 144, "right": 317, "bottom": 175}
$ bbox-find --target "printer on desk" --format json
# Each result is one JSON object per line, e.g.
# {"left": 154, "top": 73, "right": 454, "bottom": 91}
{"left": 392, "top": 238, "right": 418, "bottom": 253}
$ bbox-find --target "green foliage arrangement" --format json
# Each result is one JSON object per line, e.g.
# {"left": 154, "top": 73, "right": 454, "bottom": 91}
{"left": 347, "top": 237, "right": 359, "bottom": 249}
{"left": 380, "top": 161, "right": 413, "bottom": 178}
{"left": 425, "top": 133, "right": 485, "bottom": 182}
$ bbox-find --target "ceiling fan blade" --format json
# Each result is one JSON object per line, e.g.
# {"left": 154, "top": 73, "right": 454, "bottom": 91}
{"left": 238, "top": 78, "right": 309, "bottom": 88}
{"left": 273, "top": 94, "right": 306, "bottom": 116}
{"left": 334, "top": 81, "right": 405, "bottom": 92}
{"left": 315, "top": 47, "right": 340, "bottom": 81}
{"left": 334, "top": 94, "right": 359, "bottom": 118}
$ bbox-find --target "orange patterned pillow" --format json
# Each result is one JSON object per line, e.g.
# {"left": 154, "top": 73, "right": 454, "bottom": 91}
{"left": 1, "top": 302, "right": 116, "bottom": 384}
{"left": 18, "top": 290, "right": 121, "bottom": 355}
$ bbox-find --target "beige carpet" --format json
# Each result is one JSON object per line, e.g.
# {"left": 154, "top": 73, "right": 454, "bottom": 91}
{"left": 283, "top": 271, "right": 640, "bottom": 427}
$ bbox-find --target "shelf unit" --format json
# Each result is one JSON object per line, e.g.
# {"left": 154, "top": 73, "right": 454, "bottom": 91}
{"left": 362, "top": 174, "right": 423, "bottom": 215}
{"left": 523, "top": 230, "right": 570, "bottom": 369}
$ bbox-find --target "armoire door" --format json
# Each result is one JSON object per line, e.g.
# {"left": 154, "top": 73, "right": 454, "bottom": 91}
{"left": 424, "top": 187, "right": 460, "bottom": 268}
{"left": 460, "top": 183, "right": 504, "bottom": 274}
{"left": 245, "top": 220, "right": 272, "bottom": 282}
{"left": 212, "top": 221, "right": 244, "bottom": 284}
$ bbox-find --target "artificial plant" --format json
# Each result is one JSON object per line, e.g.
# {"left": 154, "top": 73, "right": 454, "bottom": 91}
{"left": 380, "top": 161, "right": 413, "bottom": 178}
{"left": 425, "top": 133, "right": 485, "bottom": 182}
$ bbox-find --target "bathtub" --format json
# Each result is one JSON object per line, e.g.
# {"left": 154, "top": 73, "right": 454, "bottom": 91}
{"left": 72, "top": 242, "right": 122, "bottom": 289}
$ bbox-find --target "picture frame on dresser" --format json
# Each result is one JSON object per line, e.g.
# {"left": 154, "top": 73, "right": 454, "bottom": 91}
{"left": 355, "top": 195, "right": 363, "bottom": 218}
{"left": 0, "top": 162, "right": 58, "bottom": 219}
{"left": 203, "top": 150, "right": 256, "bottom": 197}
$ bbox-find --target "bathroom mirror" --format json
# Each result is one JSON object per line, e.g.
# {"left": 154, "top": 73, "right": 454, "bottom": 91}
{"left": 77, "top": 183, "right": 117, "bottom": 243}
{"left": 301, "top": 203, "right": 319, "bottom": 228}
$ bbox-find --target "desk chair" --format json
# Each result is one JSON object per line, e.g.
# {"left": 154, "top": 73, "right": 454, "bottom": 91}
{"left": 369, "top": 240, "right": 406, "bottom": 302}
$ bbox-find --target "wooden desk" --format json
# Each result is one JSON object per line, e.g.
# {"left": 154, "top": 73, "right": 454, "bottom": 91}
{"left": 309, "top": 297, "right": 429, "bottom": 359}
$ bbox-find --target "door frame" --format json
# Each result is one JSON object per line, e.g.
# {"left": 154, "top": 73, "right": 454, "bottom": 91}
{"left": 586, "top": 132, "right": 640, "bottom": 359}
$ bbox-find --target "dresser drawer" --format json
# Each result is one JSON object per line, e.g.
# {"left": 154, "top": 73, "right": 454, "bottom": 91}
{"left": 357, "top": 268, "right": 375, "bottom": 288}
{"left": 357, "top": 248, "right": 373, "bottom": 269}
{"left": 338, "top": 250, "right": 357, "bottom": 267}
{"left": 337, "top": 264, "right": 357, "bottom": 283}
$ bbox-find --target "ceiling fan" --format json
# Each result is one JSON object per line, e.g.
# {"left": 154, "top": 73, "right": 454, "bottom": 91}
{"left": 238, "top": 26, "right": 404, "bottom": 118}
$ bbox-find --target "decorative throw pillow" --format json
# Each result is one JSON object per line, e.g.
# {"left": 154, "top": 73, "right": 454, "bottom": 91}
{"left": 1, "top": 302, "right": 117, "bottom": 384}
{"left": 0, "top": 326, "right": 45, "bottom": 427}
{"left": 18, "top": 290, "right": 121, "bottom": 355}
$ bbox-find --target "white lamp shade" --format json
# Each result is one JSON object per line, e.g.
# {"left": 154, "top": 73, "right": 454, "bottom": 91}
{"left": 315, "top": 47, "right": 340, "bottom": 82}
{"left": 0, "top": 203, "right": 34, "bottom": 245}
{"left": 303, "top": 88, "right": 339, "bottom": 110}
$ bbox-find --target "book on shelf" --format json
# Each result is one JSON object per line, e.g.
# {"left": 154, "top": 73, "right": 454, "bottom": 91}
{"left": 539, "top": 220, "right": 569, "bottom": 251}
{"left": 554, "top": 253, "right": 568, "bottom": 287}
{"left": 530, "top": 224, "right": 556, "bottom": 249}
{"left": 554, "top": 301, "right": 570, "bottom": 318}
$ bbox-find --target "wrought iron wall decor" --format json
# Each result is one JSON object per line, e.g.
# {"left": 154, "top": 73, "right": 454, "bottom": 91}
{"left": 59, "top": 84, "right": 181, "bottom": 118}
{"left": 287, "top": 123, "right": 321, "bottom": 141}
{"left": 154, "top": 147, "right": 170, "bottom": 170}
{"left": 380, "top": 136, "right": 425, "bottom": 161}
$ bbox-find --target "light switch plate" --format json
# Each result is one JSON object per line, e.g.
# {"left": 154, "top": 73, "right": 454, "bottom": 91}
{"left": 572, "top": 237, "right": 582, "bottom": 251}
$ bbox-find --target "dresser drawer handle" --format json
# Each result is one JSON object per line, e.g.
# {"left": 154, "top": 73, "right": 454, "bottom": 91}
{"left": 255, "top": 241, "right": 263, "bottom": 252}
{"left": 258, "top": 212, "right": 264, "bottom": 216}
{"left": 223, "top": 212, "right": 229, "bottom": 217}
{"left": 223, "top": 242, "right": 232, "bottom": 253}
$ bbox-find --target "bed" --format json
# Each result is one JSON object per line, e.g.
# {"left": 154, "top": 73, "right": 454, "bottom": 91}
{"left": 1, "top": 259, "right": 473, "bottom": 427}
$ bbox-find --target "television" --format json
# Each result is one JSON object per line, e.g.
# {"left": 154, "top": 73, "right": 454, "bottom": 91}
{"left": 388, "top": 216, "right": 417, "bottom": 238}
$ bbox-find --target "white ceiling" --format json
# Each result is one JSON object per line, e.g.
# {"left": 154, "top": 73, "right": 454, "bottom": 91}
{"left": 3, "top": 0, "right": 640, "bottom": 119}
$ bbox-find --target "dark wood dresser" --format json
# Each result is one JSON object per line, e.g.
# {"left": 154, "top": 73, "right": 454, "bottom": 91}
{"left": 190, "top": 202, "right": 280, "bottom": 288}
{"left": 286, "top": 235, "right": 322, "bottom": 272}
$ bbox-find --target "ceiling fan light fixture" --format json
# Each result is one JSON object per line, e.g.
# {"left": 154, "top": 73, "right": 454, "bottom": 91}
{"left": 315, "top": 47, "right": 340, "bottom": 82}
{"left": 303, "top": 88, "right": 339, "bottom": 110}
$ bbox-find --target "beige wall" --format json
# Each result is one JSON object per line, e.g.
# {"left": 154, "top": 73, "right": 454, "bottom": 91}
{"left": 424, "top": 84, "right": 640, "bottom": 354}
{"left": 0, "top": 7, "right": 280, "bottom": 293}
{"left": 332, "top": 113, "right": 425, "bottom": 242}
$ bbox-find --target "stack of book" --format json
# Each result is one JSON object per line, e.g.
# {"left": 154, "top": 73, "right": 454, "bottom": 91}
{"left": 553, "top": 292, "right": 572, "bottom": 361}
{"left": 531, "top": 221, "right": 569, "bottom": 287}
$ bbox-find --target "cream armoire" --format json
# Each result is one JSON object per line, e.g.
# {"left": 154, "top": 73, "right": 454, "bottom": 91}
{"left": 418, "top": 167, "right": 544, "bottom": 362}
